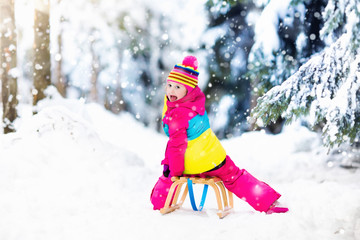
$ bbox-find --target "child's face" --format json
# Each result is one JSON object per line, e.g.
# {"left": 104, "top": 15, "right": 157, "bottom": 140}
{"left": 166, "top": 81, "right": 187, "bottom": 102}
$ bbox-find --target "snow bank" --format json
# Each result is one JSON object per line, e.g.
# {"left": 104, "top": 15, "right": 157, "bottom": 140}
{"left": 0, "top": 91, "right": 359, "bottom": 240}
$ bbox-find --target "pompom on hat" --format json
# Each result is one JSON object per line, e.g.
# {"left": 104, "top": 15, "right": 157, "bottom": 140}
{"left": 167, "top": 56, "right": 199, "bottom": 93}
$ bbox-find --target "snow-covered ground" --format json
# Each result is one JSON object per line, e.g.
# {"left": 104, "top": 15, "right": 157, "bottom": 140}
{"left": 1, "top": 88, "right": 360, "bottom": 240}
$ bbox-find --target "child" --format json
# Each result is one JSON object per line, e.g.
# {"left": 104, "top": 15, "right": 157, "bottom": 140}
{"left": 151, "top": 56, "right": 288, "bottom": 214}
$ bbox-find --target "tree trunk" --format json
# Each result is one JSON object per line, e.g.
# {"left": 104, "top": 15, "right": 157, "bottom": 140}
{"left": 114, "top": 83, "right": 126, "bottom": 113}
{"left": 33, "top": 0, "right": 51, "bottom": 106}
{"left": 0, "top": 0, "right": 18, "bottom": 133}
{"left": 55, "top": 0, "right": 66, "bottom": 97}
{"left": 90, "top": 33, "right": 99, "bottom": 102}
{"left": 55, "top": 23, "right": 67, "bottom": 97}
{"left": 55, "top": 22, "right": 66, "bottom": 97}
{"left": 106, "top": 50, "right": 126, "bottom": 114}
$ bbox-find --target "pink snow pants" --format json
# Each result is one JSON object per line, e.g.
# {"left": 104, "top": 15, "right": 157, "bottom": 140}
{"left": 198, "top": 156, "right": 281, "bottom": 212}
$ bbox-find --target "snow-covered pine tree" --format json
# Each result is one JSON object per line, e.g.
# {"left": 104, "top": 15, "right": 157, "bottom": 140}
{"left": 246, "top": 0, "right": 328, "bottom": 133}
{"left": 251, "top": 0, "right": 360, "bottom": 148}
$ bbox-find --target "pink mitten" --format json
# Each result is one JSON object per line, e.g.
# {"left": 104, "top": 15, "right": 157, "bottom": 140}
{"left": 150, "top": 175, "right": 173, "bottom": 210}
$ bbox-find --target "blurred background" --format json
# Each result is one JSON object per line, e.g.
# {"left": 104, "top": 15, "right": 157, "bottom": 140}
{"left": 0, "top": 0, "right": 357, "bottom": 145}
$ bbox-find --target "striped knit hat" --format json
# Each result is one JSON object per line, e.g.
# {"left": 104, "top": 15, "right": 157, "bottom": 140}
{"left": 167, "top": 56, "right": 199, "bottom": 91}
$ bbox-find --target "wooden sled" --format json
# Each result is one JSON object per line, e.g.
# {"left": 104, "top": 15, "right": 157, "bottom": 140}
{"left": 160, "top": 176, "right": 234, "bottom": 219}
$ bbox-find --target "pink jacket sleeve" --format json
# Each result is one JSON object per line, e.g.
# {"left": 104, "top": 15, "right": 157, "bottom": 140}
{"left": 164, "top": 108, "right": 189, "bottom": 176}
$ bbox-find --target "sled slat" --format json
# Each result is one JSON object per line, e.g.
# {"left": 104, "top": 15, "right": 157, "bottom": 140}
{"left": 160, "top": 177, "right": 233, "bottom": 218}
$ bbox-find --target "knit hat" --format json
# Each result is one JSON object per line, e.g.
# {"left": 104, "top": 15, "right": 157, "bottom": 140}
{"left": 167, "top": 56, "right": 199, "bottom": 93}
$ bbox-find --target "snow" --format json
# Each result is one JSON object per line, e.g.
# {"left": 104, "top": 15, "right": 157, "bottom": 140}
{"left": 250, "top": 0, "right": 292, "bottom": 61}
{"left": 1, "top": 88, "right": 360, "bottom": 240}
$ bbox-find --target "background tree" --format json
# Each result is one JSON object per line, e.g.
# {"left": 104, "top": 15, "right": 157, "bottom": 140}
{"left": 247, "top": 0, "right": 327, "bottom": 133}
{"left": 89, "top": 27, "right": 102, "bottom": 102}
{"left": 33, "top": 0, "right": 51, "bottom": 106}
{"left": 54, "top": 0, "right": 66, "bottom": 97}
{"left": 251, "top": 0, "right": 360, "bottom": 149}
{"left": 0, "top": 0, "right": 18, "bottom": 133}
{"left": 14, "top": 0, "right": 356, "bottom": 146}
{"left": 89, "top": 0, "right": 209, "bottom": 129}
{"left": 203, "top": 0, "right": 256, "bottom": 138}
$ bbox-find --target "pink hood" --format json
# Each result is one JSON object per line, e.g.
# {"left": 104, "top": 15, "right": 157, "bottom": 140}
{"left": 165, "top": 86, "right": 205, "bottom": 117}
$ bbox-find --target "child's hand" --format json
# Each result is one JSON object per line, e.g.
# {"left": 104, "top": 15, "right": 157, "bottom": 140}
{"left": 163, "top": 164, "right": 170, "bottom": 178}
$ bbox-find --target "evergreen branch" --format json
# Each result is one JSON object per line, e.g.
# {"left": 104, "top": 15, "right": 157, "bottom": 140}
{"left": 251, "top": 30, "right": 360, "bottom": 148}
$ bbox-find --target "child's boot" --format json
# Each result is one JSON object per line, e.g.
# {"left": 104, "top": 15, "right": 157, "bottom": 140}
{"left": 266, "top": 201, "right": 289, "bottom": 214}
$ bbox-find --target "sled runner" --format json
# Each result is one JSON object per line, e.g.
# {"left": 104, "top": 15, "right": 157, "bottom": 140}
{"left": 160, "top": 176, "right": 233, "bottom": 218}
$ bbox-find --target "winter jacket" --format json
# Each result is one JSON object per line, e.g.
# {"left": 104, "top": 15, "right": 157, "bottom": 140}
{"left": 161, "top": 86, "right": 226, "bottom": 176}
